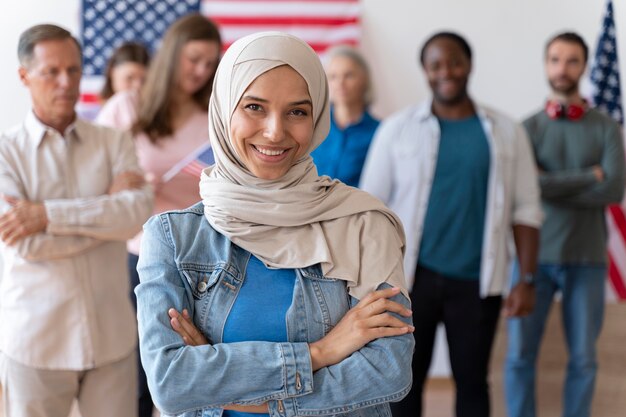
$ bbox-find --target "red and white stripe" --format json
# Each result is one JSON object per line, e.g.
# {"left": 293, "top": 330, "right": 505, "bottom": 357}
{"left": 77, "top": 76, "right": 105, "bottom": 121}
{"left": 181, "top": 161, "right": 208, "bottom": 178}
{"left": 607, "top": 204, "right": 626, "bottom": 301}
{"left": 201, "top": 0, "right": 361, "bottom": 53}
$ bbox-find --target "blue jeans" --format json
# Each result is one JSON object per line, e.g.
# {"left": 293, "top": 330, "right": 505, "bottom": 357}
{"left": 504, "top": 264, "right": 606, "bottom": 417}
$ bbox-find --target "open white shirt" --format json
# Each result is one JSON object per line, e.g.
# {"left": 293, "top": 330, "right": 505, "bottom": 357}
{"left": 360, "top": 101, "right": 542, "bottom": 297}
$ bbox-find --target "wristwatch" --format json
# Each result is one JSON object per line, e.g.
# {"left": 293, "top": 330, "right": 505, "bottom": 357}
{"left": 521, "top": 272, "right": 535, "bottom": 285}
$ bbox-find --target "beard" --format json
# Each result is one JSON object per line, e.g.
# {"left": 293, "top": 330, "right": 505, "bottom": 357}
{"left": 548, "top": 76, "right": 579, "bottom": 96}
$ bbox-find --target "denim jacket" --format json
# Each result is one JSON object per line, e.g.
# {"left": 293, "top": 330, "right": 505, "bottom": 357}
{"left": 136, "top": 202, "right": 414, "bottom": 417}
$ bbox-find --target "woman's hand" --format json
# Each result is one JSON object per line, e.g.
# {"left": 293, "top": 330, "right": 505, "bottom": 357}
{"left": 168, "top": 308, "right": 208, "bottom": 346}
{"left": 308, "top": 287, "right": 413, "bottom": 371}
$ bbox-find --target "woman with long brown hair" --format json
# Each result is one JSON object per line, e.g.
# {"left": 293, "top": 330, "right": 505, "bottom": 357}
{"left": 96, "top": 13, "right": 222, "bottom": 417}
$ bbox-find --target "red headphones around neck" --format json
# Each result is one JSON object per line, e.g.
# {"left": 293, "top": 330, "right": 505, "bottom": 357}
{"left": 545, "top": 100, "right": 587, "bottom": 121}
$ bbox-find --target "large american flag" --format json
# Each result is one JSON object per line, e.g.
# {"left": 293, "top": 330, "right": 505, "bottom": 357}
{"left": 79, "top": 0, "right": 361, "bottom": 119}
{"left": 590, "top": 0, "right": 626, "bottom": 302}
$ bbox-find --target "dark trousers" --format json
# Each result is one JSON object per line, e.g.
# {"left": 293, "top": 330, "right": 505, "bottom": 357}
{"left": 391, "top": 265, "right": 502, "bottom": 417}
{"left": 128, "top": 253, "right": 154, "bottom": 417}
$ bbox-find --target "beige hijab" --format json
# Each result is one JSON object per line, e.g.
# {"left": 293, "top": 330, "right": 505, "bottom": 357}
{"left": 200, "top": 32, "right": 407, "bottom": 298}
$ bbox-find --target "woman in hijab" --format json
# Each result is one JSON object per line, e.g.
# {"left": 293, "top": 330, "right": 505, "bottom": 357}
{"left": 136, "top": 32, "right": 414, "bottom": 417}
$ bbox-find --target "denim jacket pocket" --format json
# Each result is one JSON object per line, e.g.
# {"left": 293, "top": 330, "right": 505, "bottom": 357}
{"left": 181, "top": 266, "right": 221, "bottom": 300}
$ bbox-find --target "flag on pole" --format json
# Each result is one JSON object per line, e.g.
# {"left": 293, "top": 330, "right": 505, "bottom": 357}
{"left": 589, "top": 0, "right": 626, "bottom": 302}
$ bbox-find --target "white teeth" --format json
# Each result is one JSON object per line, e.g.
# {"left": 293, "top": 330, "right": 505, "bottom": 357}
{"left": 254, "top": 146, "right": 286, "bottom": 156}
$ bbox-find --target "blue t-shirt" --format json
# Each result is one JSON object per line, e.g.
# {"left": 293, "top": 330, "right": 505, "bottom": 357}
{"left": 222, "top": 255, "right": 296, "bottom": 417}
{"left": 418, "top": 115, "right": 490, "bottom": 280}
{"left": 311, "top": 108, "right": 379, "bottom": 187}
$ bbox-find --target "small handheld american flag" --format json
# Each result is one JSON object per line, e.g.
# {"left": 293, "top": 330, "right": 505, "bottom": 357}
{"left": 162, "top": 143, "right": 215, "bottom": 183}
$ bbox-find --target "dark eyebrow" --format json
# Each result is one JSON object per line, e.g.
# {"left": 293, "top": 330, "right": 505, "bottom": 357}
{"left": 241, "top": 95, "right": 312, "bottom": 107}
{"left": 241, "top": 95, "right": 268, "bottom": 103}
{"left": 291, "top": 99, "right": 313, "bottom": 107}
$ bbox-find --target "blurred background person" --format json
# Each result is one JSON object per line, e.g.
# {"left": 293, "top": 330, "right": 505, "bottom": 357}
{"left": 361, "top": 32, "right": 541, "bottom": 417}
{"left": 311, "top": 45, "right": 379, "bottom": 187}
{"left": 96, "top": 13, "right": 221, "bottom": 417}
{"left": 505, "top": 32, "right": 625, "bottom": 417}
{"left": 99, "top": 41, "right": 150, "bottom": 104}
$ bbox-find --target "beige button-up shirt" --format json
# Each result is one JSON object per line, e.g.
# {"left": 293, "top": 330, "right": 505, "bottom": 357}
{"left": 0, "top": 111, "right": 153, "bottom": 370}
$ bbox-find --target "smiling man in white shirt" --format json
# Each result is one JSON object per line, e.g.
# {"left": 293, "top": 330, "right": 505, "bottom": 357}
{"left": 360, "top": 32, "right": 542, "bottom": 417}
{"left": 0, "top": 24, "right": 153, "bottom": 417}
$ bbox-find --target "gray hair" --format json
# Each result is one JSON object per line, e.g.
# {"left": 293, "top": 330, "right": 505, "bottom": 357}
{"left": 18, "top": 24, "right": 82, "bottom": 67}
{"left": 324, "top": 44, "right": 374, "bottom": 105}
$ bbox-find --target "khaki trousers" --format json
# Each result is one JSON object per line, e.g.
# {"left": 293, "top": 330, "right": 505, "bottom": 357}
{"left": 0, "top": 352, "right": 137, "bottom": 417}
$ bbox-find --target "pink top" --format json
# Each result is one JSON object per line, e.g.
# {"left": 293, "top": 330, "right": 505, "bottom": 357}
{"left": 97, "top": 91, "right": 210, "bottom": 254}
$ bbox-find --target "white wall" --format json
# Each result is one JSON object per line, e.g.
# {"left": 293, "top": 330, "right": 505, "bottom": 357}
{"left": 361, "top": 0, "right": 626, "bottom": 120}
{"left": 0, "top": 0, "right": 624, "bottom": 377}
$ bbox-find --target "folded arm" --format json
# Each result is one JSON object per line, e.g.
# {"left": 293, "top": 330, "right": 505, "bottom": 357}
{"left": 0, "top": 160, "right": 101, "bottom": 261}
{"left": 271, "top": 284, "right": 414, "bottom": 417}
{"left": 169, "top": 286, "right": 414, "bottom": 415}
{"left": 136, "top": 216, "right": 313, "bottom": 415}
{"left": 538, "top": 167, "right": 599, "bottom": 198}
{"left": 44, "top": 131, "right": 153, "bottom": 240}
{"left": 0, "top": 130, "right": 152, "bottom": 260}
{"left": 543, "top": 123, "right": 625, "bottom": 208}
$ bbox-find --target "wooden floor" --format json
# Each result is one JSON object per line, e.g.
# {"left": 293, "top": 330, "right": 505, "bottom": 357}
{"left": 1, "top": 302, "right": 624, "bottom": 417}
{"left": 423, "top": 302, "right": 626, "bottom": 417}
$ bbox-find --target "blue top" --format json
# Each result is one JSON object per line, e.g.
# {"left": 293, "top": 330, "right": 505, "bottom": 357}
{"left": 418, "top": 115, "right": 490, "bottom": 280}
{"left": 311, "top": 108, "right": 379, "bottom": 187}
{"left": 223, "top": 255, "right": 296, "bottom": 417}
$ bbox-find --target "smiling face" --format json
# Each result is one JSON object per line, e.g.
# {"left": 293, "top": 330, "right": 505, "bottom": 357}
{"left": 545, "top": 40, "right": 586, "bottom": 96}
{"left": 19, "top": 37, "right": 82, "bottom": 131}
{"left": 422, "top": 37, "right": 471, "bottom": 106}
{"left": 229, "top": 65, "right": 314, "bottom": 180}
{"left": 176, "top": 40, "right": 220, "bottom": 96}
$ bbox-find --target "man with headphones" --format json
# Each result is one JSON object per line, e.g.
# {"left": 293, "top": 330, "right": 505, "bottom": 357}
{"left": 505, "top": 32, "right": 625, "bottom": 417}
